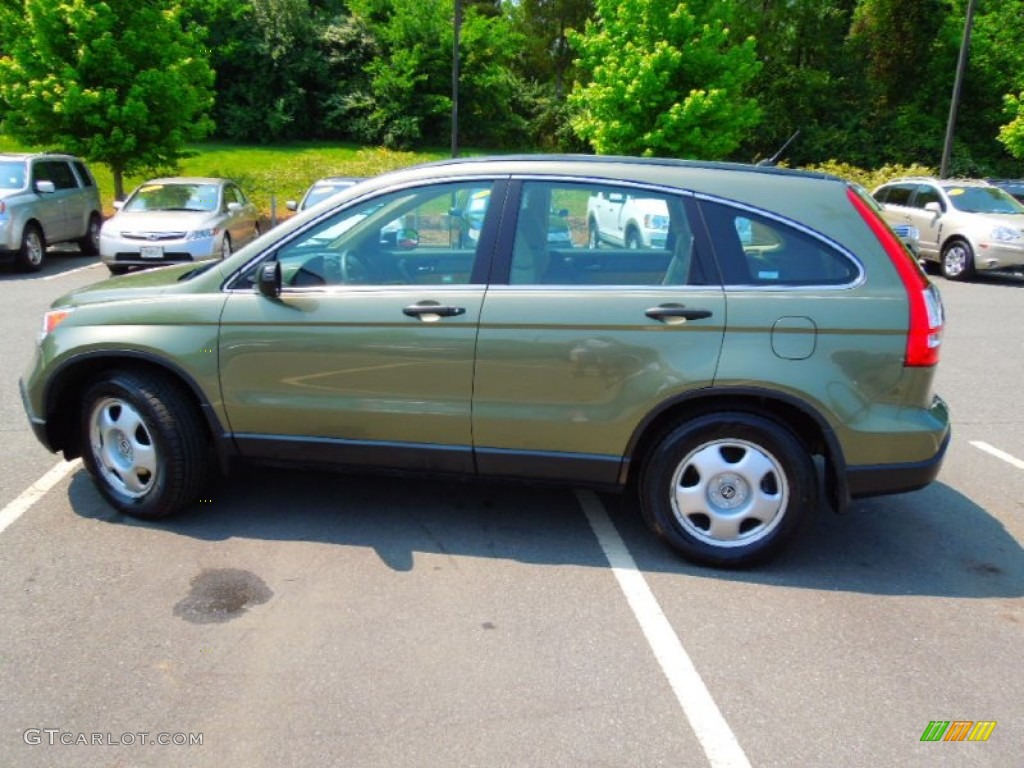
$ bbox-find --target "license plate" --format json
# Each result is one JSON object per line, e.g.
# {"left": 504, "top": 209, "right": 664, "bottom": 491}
{"left": 140, "top": 245, "right": 163, "bottom": 260}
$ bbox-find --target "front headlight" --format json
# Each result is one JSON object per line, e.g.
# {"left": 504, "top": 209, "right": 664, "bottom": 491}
{"left": 989, "top": 226, "right": 1023, "bottom": 243}
{"left": 186, "top": 228, "right": 219, "bottom": 241}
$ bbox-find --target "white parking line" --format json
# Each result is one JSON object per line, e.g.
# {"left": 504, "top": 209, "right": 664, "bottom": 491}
{"left": 970, "top": 441, "right": 1024, "bottom": 471}
{"left": 576, "top": 490, "right": 751, "bottom": 768}
{"left": 40, "top": 262, "right": 101, "bottom": 281}
{"left": 0, "top": 459, "right": 81, "bottom": 536}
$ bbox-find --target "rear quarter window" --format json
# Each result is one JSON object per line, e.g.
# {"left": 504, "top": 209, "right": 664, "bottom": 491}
{"left": 699, "top": 199, "right": 860, "bottom": 287}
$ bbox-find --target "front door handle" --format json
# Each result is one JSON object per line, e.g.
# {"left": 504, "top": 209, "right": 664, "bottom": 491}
{"left": 645, "top": 304, "right": 713, "bottom": 324}
{"left": 403, "top": 302, "right": 466, "bottom": 321}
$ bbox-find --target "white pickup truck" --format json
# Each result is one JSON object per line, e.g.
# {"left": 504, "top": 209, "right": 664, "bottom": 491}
{"left": 586, "top": 191, "right": 669, "bottom": 249}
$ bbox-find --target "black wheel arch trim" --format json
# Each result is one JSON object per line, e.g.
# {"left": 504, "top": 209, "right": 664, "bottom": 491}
{"left": 40, "top": 349, "right": 235, "bottom": 468}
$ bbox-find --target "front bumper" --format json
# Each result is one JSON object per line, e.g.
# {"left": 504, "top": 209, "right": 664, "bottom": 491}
{"left": 974, "top": 240, "right": 1024, "bottom": 271}
{"left": 20, "top": 376, "right": 55, "bottom": 453}
{"left": 100, "top": 235, "right": 220, "bottom": 268}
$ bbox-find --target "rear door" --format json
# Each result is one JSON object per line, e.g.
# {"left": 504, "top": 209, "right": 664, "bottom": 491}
{"left": 473, "top": 179, "right": 727, "bottom": 485}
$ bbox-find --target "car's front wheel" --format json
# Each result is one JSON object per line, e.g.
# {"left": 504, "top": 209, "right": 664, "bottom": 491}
{"left": 16, "top": 223, "right": 45, "bottom": 272}
{"left": 80, "top": 371, "right": 209, "bottom": 519}
{"left": 587, "top": 219, "right": 601, "bottom": 249}
{"left": 639, "top": 413, "right": 816, "bottom": 567}
{"left": 222, "top": 234, "right": 233, "bottom": 258}
{"left": 941, "top": 239, "right": 975, "bottom": 280}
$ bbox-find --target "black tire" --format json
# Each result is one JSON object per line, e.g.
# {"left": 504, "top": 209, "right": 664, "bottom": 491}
{"left": 78, "top": 213, "right": 101, "bottom": 256}
{"left": 108, "top": 265, "right": 129, "bottom": 276}
{"left": 587, "top": 219, "right": 601, "bottom": 249}
{"left": 941, "top": 239, "right": 975, "bottom": 281}
{"left": 80, "top": 371, "right": 209, "bottom": 519}
{"left": 16, "top": 223, "right": 45, "bottom": 272}
{"left": 625, "top": 228, "right": 641, "bottom": 249}
{"left": 639, "top": 413, "right": 816, "bottom": 567}
{"left": 222, "top": 234, "right": 232, "bottom": 258}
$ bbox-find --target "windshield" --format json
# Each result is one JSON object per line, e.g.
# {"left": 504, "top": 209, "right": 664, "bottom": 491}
{"left": 943, "top": 185, "right": 1024, "bottom": 215}
{"left": 124, "top": 183, "right": 221, "bottom": 213}
{"left": 0, "top": 161, "right": 27, "bottom": 190}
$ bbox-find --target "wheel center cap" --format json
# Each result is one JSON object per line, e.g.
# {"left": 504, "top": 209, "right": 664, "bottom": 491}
{"left": 114, "top": 430, "right": 133, "bottom": 460}
{"left": 709, "top": 472, "right": 748, "bottom": 510}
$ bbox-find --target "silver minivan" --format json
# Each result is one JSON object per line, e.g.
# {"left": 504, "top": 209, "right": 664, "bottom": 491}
{"left": 0, "top": 152, "right": 103, "bottom": 271}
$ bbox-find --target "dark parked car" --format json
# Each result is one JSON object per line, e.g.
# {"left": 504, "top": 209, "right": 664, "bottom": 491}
{"left": 22, "top": 155, "right": 949, "bottom": 567}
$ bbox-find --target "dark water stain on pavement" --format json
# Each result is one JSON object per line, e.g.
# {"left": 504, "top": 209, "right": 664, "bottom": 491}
{"left": 173, "top": 569, "right": 273, "bottom": 624}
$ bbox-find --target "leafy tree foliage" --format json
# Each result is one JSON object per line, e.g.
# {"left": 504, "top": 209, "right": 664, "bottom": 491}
{"left": 568, "top": 0, "right": 761, "bottom": 158}
{"left": 0, "top": 0, "right": 214, "bottom": 198}
{"left": 4, "top": 0, "right": 1024, "bottom": 174}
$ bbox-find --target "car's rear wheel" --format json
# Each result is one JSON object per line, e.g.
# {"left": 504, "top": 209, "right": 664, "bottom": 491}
{"left": 222, "top": 234, "right": 232, "bottom": 258}
{"left": 16, "top": 223, "right": 45, "bottom": 272}
{"left": 78, "top": 213, "right": 101, "bottom": 256}
{"left": 625, "top": 228, "right": 641, "bottom": 249}
{"left": 639, "top": 413, "right": 816, "bottom": 567}
{"left": 941, "top": 239, "right": 975, "bottom": 280}
{"left": 80, "top": 371, "right": 209, "bottom": 519}
{"left": 587, "top": 219, "right": 601, "bottom": 249}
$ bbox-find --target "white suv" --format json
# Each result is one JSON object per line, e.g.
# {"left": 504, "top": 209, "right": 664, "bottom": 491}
{"left": 872, "top": 177, "right": 1024, "bottom": 280}
{"left": 0, "top": 152, "right": 103, "bottom": 271}
{"left": 587, "top": 191, "right": 669, "bottom": 249}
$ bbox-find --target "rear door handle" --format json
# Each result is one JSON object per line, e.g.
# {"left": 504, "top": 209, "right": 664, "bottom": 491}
{"left": 645, "top": 304, "right": 713, "bottom": 323}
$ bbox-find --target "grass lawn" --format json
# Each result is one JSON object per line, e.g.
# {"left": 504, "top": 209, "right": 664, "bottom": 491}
{"left": 0, "top": 136, "right": 453, "bottom": 217}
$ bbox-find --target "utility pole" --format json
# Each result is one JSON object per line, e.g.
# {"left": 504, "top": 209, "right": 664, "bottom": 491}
{"left": 940, "top": 0, "right": 978, "bottom": 178}
{"left": 452, "top": 0, "right": 461, "bottom": 158}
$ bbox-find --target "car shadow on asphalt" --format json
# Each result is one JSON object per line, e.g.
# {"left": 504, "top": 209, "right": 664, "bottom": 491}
{"left": 0, "top": 246, "right": 100, "bottom": 281}
{"left": 67, "top": 467, "right": 1022, "bottom": 599}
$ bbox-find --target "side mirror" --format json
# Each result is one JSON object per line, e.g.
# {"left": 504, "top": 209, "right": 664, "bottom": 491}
{"left": 257, "top": 261, "right": 282, "bottom": 298}
{"left": 286, "top": 201, "right": 298, "bottom": 212}
{"left": 34, "top": 180, "right": 56, "bottom": 195}
{"left": 924, "top": 202, "right": 943, "bottom": 214}
{"left": 112, "top": 200, "right": 124, "bottom": 211}
{"left": 227, "top": 202, "right": 243, "bottom": 212}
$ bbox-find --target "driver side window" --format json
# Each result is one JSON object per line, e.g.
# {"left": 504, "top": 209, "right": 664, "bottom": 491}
{"left": 273, "top": 181, "right": 494, "bottom": 288}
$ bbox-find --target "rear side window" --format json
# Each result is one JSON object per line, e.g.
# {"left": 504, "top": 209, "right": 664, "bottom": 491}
{"left": 699, "top": 200, "right": 860, "bottom": 287}
{"left": 507, "top": 180, "right": 715, "bottom": 287}
{"left": 72, "top": 160, "right": 96, "bottom": 188}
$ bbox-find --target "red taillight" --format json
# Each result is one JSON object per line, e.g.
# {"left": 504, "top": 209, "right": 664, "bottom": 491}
{"left": 847, "top": 187, "right": 943, "bottom": 367}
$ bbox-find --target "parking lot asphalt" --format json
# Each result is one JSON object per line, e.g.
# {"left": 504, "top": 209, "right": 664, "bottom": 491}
{"left": 1, "top": 255, "right": 1021, "bottom": 767}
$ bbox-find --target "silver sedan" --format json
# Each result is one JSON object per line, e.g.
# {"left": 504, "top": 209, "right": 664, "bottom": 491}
{"left": 100, "top": 177, "right": 261, "bottom": 274}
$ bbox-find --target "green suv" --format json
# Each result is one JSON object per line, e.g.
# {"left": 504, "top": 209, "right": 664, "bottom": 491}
{"left": 20, "top": 156, "right": 950, "bottom": 567}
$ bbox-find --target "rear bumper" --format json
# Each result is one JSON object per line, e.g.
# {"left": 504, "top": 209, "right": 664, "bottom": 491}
{"left": 846, "top": 426, "right": 950, "bottom": 499}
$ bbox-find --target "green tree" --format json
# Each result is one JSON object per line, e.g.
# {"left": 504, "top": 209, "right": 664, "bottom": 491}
{"left": 568, "top": 0, "right": 762, "bottom": 158}
{"left": 347, "top": 0, "right": 524, "bottom": 149}
{"left": 0, "top": 0, "right": 215, "bottom": 199}
{"left": 999, "top": 92, "right": 1024, "bottom": 159}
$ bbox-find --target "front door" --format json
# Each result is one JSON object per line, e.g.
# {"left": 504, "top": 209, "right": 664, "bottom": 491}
{"left": 218, "top": 180, "right": 501, "bottom": 474}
